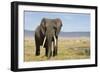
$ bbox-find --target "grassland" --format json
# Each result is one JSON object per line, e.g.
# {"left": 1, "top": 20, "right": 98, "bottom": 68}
{"left": 24, "top": 37, "right": 90, "bottom": 62}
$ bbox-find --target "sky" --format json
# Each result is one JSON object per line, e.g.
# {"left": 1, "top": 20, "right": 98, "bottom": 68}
{"left": 24, "top": 11, "right": 90, "bottom": 32}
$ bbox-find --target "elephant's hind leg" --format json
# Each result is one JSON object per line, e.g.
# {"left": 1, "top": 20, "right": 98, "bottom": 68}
{"left": 35, "top": 38, "right": 40, "bottom": 56}
{"left": 35, "top": 45, "right": 40, "bottom": 56}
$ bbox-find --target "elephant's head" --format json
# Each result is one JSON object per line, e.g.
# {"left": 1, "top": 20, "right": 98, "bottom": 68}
{"left": 40, "top": 18, "right": 62, "bottom": 47}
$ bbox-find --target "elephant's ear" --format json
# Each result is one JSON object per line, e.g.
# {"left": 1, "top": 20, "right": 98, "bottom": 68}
{"left": 55, "top": 18, "right": 62, "bottom": 27}
{"left": 55, "top": 18, "right": 62, "bottom": 36}
{"left": 40, "top": 18, "right": 46, "bottom": 35}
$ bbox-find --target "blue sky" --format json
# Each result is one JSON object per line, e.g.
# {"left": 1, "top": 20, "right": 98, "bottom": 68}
{"left": 24, "top": 11, "right": 90, "bottom": 32}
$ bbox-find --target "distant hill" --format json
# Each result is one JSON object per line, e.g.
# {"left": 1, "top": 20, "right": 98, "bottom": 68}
{"left": 59, "top": 32, "right": 90, "bottom": 37}
{"left": 24, "top": 30, "right": 35, "bottom": 37}
{"left": 24, "top": 30, "right": 90, "bottom": 38}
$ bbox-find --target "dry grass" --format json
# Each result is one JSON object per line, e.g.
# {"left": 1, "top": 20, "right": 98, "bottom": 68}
{"left": 24, "top": 37, "right": 90, "bottom": 62}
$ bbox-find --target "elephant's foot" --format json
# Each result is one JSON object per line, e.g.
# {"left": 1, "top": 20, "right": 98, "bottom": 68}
{"left": 45, "top": 54, "right": 48, "bottom": 57}
{"left": 53, "top": 54, "right": 55, "bottom": 57}
{"left": 47, "top": 55, "right": 51, "bottom": 59}
{"left": 47, "top": 51, "right": 52, "bottom": 59}
{"left": 35, "top": 54, "right": 40, "bottom": 56}
{"left": 35, "top": 51, "right": 40, "bottom": 56}
{"left": 53, "top": 50, "right": 55, "bottom": 56}
{"left": 54, "top": 51, "right": 58, "bottom": 56}
{"left": 45, "top": 48, "right": 48, "bottom": 57}
{"left": 53, "top": 47, "right": 58, "bottom": 56}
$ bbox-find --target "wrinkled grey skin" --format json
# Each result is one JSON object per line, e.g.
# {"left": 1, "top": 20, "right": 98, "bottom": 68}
{"left": 35, "top": 18, "right": 62, "bottom": 58}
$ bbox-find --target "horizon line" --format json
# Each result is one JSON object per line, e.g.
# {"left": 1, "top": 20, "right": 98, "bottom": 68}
{"left": 24, "top": 29, "right": 90, "bottom": 32}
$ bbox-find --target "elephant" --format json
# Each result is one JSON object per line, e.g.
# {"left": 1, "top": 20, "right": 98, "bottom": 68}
{"left": 34, "top": 18, "right": 62, "bottom": 58}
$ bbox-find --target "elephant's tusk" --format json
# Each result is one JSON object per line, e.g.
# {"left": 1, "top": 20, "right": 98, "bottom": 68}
{"left": 42, "top": 36, "right": 46, "bottom": 47}
{"left": 54, "top": 36, "right": 56, "bottom": 46}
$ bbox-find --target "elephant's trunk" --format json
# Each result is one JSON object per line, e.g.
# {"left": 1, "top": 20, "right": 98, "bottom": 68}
{"left": 42, "top": 36, "right": 46, "bottom": 47}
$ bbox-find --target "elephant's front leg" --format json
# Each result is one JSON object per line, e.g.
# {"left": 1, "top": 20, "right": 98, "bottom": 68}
{"left": 55, "top": 38, "right": 58, "bottom": 56}
{"left": 45, "top": 47, "right": 48, "bottom": 57}
{"left": 53, "top": 38, "right": 58, "bottom": 56}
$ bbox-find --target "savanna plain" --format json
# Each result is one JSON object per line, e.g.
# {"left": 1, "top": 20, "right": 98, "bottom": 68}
{"left": 24, "top": 37, "right": 90, "bottom": 62}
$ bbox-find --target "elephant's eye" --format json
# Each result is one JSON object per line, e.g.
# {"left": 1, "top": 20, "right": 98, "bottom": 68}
{"left": 53, "top": 26, "right": 57, "bottom": 30}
